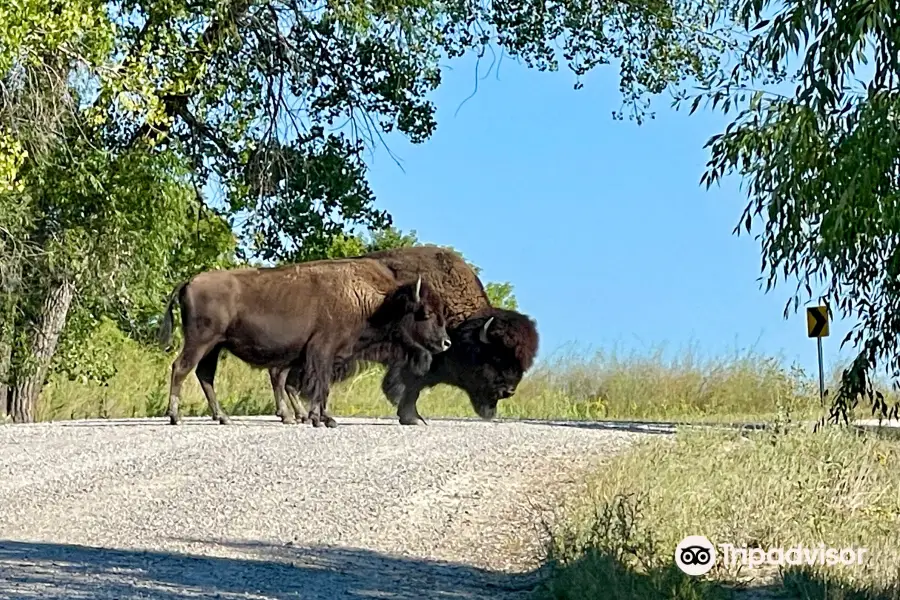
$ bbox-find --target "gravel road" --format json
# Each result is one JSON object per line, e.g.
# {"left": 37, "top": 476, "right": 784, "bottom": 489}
{"left": 0, "top": 416, "right": 657, "bottom": 599}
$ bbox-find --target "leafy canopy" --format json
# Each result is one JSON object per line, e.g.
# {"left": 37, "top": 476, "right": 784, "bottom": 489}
{"left": 693, "top": 0, "right": 900, "bottom": 422}
{"left": 95, "top": 0, "right": 736, "bottom": 262}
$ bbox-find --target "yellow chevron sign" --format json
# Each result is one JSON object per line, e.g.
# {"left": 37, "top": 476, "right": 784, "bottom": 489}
{"left": 806, "top": 306, "right": 829, "bottom": 338}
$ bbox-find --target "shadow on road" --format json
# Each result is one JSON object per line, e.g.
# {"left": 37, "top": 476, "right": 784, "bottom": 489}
{"left": 44, "top": 415, "right": 687, "bottom": 434}
{"left": 32, "top": 414, "right": 777, "bottom": 436}
{"left": 49, "top": 416, "right": 407, "bottom": 428}
{"left": 509, "top": 418, "right": 775, "bottom": 436}
{"left": 0, "top": 539, "right": 542, "bottom": 599}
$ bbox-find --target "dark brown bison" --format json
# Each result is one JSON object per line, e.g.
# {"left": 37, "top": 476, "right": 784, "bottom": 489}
{"left": 277, "top": 245, "right": 539, "bottom": 424}
{"left": 157, "top": 257, "right": 451, "bottom": 427}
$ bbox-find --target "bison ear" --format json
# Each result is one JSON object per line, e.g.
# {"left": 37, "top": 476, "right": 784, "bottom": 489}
{"left": 413, "top": 275, "right": 422, "bottom": 303}
{"left": 479, "top": 316, "right": 494, "bottom": 344}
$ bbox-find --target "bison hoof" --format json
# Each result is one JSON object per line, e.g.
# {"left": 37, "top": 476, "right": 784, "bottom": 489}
{"left": 399, "top": 414, "right": 427, "bottom": 426}
{"left": 217, "top": 415, "right": 232, "bottom": 425}
{"left": 280, "top": 414, "right": 296, "bottom": 425}
{"left": 168, "top": 414, "right": 182, "bottom": 425}
{"left": 323, "top": 415, "right": 338, "bottom": 428}
{"left": 296, "top": 414, "right": 308, "bottom": 424}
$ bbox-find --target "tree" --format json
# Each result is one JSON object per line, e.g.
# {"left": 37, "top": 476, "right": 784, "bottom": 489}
{"left": 97, "top": 0, "right": 735, "bottom": 263}
{"left": 1, "top": 0, "right": 739, "bottom": 421}
{"left": 485, "top": 281, "right": 518, "bottom": 311}
{"left": 692, "top": 0, "right": 900, "bottom": 423}
{"left": 0, "top": 0, "right": 124, "bottom": 420}
{"left": 4, "top": 139, "right": 235, "bottom": 421}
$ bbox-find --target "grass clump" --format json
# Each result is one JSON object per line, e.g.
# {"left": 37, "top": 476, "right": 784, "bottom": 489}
{"left": 537, "top": 426, "right": 900, "bottom": 600}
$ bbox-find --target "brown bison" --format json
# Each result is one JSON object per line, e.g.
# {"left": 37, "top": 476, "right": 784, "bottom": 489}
{"left": 157, "top": 257, "right": 452, "bottom": 427}
{"left": 277, "top": 245, "right": 539, "bottom": 424}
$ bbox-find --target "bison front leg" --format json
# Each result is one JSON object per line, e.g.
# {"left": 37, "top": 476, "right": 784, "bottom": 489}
{"left": 268, "top": 366, "right": 295, "bottom": 425}
{"left": 382, "top": 365, "right": 427, "bottom": 426}
{"left": 272, "top": 367, "right": 284, "bottom": 420}
{"left": 196, "top": 345, "right": 232, "bottom": 425}
{"left": 284, "top": 366, "right": 308, "bottom": 423}
{"left": 285, "top": 385, "right": 308, "bottom": 423}
{"left": 302, "top": 352, "right": 338, "bottom": 428}
{"left": 407, "top": 345, "right": 433, "bottom": 377}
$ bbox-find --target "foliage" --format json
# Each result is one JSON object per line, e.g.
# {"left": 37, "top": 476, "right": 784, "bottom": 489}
{"left": 689, "top": 0, "right": 900, "bottom": 423}
{"left": 485, "top": 281, "right": 518, "bottom": 310}
{"left": 0, "top": 0, "right": 117, "bottom": 186}
{"left": 367, "top": 226, "right": 419, "bottom": 253}
{"left": 15, "top": 139, "right": 236, "bottom": 383}
{"left": 37, "top": 340, "right": 830, "bottom": 423}
{"left": 539, "top": 426, "right": 900, "bottom": 599}
{"left": 324, "top": 225, "right": 418, "bottom": 258}
{"left": 95, "top": 0, "right": 737, "bottom": 262}
{"left": 0, "top": 0, "right": 743, "bottom": 415}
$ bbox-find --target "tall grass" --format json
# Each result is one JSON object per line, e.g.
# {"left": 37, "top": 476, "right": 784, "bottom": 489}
{"left": 34, "top": 322, "right": 863, "bottom": 423}
{"left": 536, "top": 426, "right": 900, "bottom": 599}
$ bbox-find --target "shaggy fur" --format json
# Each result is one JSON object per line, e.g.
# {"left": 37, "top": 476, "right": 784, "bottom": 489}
{"left": 158, "top": 258, "right": 450, "bottom": 427}
{"left": 278, "top": 245, "right": 539, "bottom": 424}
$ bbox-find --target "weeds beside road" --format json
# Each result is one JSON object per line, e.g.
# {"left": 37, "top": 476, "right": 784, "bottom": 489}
{"left": 537, "top": 426, "right": 900, "bottom": 600}
{"left": 39, "top": 321, "right": 837, "bottom": 425}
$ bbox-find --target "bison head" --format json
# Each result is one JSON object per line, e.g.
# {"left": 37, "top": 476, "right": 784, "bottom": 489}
{"left": 380, "top": 275, "right": 451, "bottom": 356}
{"left": 449, "top": 310, "right": 539, "bottom": 419}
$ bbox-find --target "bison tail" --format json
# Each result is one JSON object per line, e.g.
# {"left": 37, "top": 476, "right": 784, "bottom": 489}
{"left": 157, "top": 280, "right": 188, "bottom": 352}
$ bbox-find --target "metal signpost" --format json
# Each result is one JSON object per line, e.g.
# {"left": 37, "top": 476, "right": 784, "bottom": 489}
{"left": 806, "top": 305, "right": 830, "bottom": 405}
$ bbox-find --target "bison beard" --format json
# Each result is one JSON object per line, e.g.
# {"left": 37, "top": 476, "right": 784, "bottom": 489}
{"left": 277, "top": 246, "right": 539, "bottom": 425}
{"left": 157, "top": 258, "right": 451, "bottom": 427}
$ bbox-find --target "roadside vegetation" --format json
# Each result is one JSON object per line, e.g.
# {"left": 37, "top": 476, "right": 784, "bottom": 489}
{"left": 535, "top": 425, "right": 900, "bottom": 600}
{"left": 37, "top": 317, "right": 842, "bottom": 424}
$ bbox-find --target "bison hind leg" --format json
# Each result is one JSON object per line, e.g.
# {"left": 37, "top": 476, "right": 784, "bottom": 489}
{"left": 168, "top": 340, "right": 218, "bottom": 425}
{"left": 195, "top": 345, "right": 232, "bottom": 425}
{"left": 301, "top": 352, "right": 337, "bottom": 428}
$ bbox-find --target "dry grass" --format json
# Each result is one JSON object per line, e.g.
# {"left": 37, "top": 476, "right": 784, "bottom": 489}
{"left": 36, "top": 325, "right": 834, "bottom": 424}
{"left": 536, "top": 425, "right": 900, "bottom": 600}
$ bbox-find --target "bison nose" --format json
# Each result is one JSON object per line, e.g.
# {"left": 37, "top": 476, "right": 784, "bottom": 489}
{"left": 441, "top": 337, "right": 452, "bottom": 351}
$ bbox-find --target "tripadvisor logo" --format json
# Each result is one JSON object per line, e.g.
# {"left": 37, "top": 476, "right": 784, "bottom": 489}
{"left": 675, "top": 535, "right": 717, "bottom": 576}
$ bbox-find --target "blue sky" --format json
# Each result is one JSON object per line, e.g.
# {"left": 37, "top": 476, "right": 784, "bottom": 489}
{"left": 361, "top": 53, "right": 857, "bottom": 378}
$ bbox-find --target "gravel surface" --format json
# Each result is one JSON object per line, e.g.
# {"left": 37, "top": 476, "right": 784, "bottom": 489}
{"left": 0, "top": 416, "right": 654, "bottom": 599}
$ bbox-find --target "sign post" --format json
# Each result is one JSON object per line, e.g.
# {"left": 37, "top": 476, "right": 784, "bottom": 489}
{"left": 806, "top": 305, "right": 830, "bottom": 405}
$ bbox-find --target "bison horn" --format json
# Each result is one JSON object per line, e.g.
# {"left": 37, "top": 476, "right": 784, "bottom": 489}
{"left": 480, "top": 316, "right": 494, "bottom": 344}
{"left": 413, "top": 275, "right": 422, "bottom": 303}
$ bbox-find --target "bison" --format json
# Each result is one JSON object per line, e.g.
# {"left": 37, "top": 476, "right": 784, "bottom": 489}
{"left": 156, "top": 257, "right": 452, "bottom": 427}
{"left": 276, "top": 245, "right": 539, "bottom": 425}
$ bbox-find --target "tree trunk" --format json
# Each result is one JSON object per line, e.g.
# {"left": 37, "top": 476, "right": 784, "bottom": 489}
{"left": 0, "top": 294, "right": 14, "bottom": 420}
{"left": 8, "top": 279, "right": 74, "bottom": 423}
{"left": 0, "top": 339, "right": 9, "bottom": 420}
